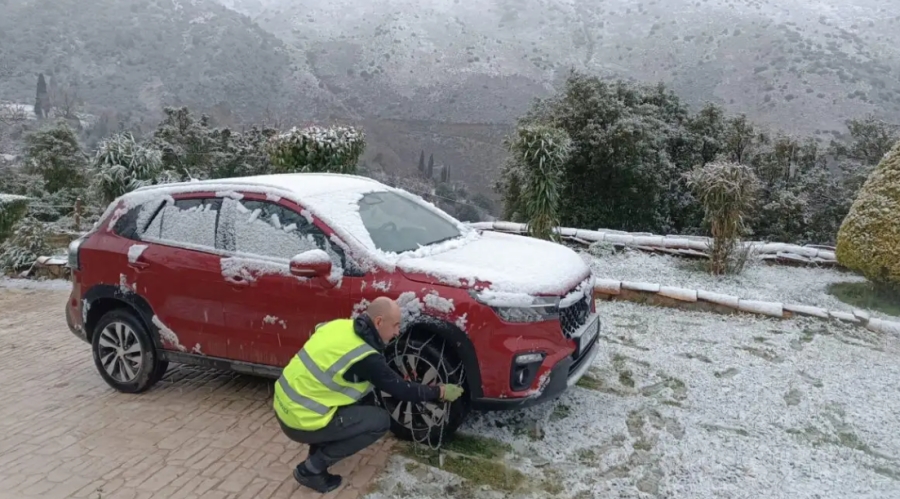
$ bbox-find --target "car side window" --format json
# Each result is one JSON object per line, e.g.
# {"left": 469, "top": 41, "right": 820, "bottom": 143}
{"left": 220, "top": 198, "right": 350, "bottom": 270}
{"left": 142, "top": 198, "right": 221, "bottom": 249}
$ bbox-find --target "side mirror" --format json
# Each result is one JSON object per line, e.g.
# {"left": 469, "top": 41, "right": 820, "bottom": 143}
{"left": 289, "top": 249, "right": 332, "bottom": 278}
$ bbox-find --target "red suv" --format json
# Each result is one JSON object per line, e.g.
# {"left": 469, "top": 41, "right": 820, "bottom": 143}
{"left": 65, "top": 173, "right": 600, "bottom": 442}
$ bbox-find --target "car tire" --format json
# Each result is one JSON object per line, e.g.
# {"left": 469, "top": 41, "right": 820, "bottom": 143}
{"left": 91, "top": 308, "right": 164, "bottom": 394}
{"left": 375, "top": 334, "right": 470, "bottom": 447}
{"left": 149, "top": 360, "right": 170, "bottom": 385}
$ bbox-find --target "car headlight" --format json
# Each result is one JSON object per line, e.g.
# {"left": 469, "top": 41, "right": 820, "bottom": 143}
{"left": 468, "top": 290, "right": 560, "bottom": 323}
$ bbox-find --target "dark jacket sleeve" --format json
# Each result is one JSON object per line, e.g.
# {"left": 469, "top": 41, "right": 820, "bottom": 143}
{"left": 344, "top": 354, "right": 442, "bottom": 403}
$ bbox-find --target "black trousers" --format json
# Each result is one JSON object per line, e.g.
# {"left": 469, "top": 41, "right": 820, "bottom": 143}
{"left": 278, "top": 403, "right": 391, "bottom": 471}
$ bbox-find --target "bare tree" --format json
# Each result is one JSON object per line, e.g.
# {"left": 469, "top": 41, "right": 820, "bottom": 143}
{"left": 55, "top": 87, "right": 80, "bottom": 119}
{"left": 0, "top": 103, "right": 28, "bottom": 126}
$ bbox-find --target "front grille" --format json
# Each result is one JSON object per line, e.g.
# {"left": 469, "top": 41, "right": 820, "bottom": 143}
{"left": 560, "top": 294, "right": 590, "bottom": 338}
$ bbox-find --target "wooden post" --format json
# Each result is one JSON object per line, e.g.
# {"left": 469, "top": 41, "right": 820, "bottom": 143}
{"left": 74, "top": 197, "right": 82, "bottom": 232}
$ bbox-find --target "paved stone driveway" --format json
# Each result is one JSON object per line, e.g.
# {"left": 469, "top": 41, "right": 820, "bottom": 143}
{"left": 0, "top": 287, "right": 392, "bottom": 499}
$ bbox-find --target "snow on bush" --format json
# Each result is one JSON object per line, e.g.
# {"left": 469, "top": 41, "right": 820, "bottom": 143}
{"left": 92, "top": 132, "right": 177, "bottom": 205}
{"left": 0, "top": 193, "right": 29, "bottom": 243}
{"left": 836, "top": 140, "right": 900, "bottom": 288}
{"left": 0, "top": 217, "right": 53, "bottom": 273}
{"left": 267, "top": 125, "right": 365, "bottom": 174}
{"left": 684, "top": 160, "right": 760, "bottom": 275}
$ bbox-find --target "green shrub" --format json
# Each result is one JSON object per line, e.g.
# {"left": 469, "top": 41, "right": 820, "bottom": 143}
{"left": 836, "top": 140, "right": 900, "bottom": 287}
{"left": 0, "top": 217, "right": 53, "bottom": 273}
{"left": 267, "top": 125, "right": 366, "bottom": 174}
{"left": 0, "top": 194, "right": 29, "bottom": 243}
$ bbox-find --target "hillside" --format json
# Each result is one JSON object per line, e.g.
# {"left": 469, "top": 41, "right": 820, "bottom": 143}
{"left": 0, "top": 0, "right": 337, "bottom": 122}
{"left": 222, "top": 0, "right": 900, "bottom": 136}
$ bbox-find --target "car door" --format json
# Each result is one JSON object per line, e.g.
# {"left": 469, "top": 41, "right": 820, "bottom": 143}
{"left": 216, "top": 193, "right": 352, "bottom": 367}
{"left": 132, "top": 195, "right": 228, "bottom": 358}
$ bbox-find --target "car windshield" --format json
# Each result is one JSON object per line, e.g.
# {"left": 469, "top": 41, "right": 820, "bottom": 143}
{"left": 357, "top": 191, "right": 462, "bottom": 253}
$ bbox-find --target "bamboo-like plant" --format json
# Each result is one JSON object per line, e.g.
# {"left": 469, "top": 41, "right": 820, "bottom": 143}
{"left": 507, "top": 125, "right": 572, "bottom": 241}
{"left": 92, "top": 132, "right": 166, "bottom": 205}
{"left": 684, "top": 160, "right": 760, "bottom": 275}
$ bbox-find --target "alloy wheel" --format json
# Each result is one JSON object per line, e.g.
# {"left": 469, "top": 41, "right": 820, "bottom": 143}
{"left": 96, "top": 321, "right": 144, "bottom": 383}
{"left": 380, "top": 353, "right": 449, "bottom": 431}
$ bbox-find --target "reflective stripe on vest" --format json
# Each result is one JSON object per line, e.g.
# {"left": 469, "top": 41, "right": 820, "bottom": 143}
{"left": 275, "top": 343, "right": 375, "bottom": 412}
{"left": 276, "top": 376, "right": 329, "bottom": 415}
{"left": 274, "top": 319, "right": 378, "bottom": 430}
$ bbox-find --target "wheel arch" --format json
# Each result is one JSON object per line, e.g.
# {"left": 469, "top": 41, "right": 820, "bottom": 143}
{"left": 83, "top": 285, "right": 158, "bottom": 347}
{"left": 401, "top": 316, "right": 484, "bottom": 399}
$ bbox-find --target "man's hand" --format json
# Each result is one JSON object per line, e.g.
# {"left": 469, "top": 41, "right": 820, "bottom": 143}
{"left": 440, "top": 384, "right": 464, "bottom": 402}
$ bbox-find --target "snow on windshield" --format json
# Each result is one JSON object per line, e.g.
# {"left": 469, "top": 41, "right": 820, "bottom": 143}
{"left": 301, "top": 186, "right": 473, "bottom": 259}
{"left": 356, "top": 190, "right": 462, "bottom": 253}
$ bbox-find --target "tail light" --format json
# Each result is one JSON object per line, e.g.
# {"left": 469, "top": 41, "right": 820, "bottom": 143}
{"left": 67, "top": 237, "right": 84, "bottom": 271}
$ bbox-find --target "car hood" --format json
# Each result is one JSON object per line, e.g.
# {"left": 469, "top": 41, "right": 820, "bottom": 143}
{"left": 396, "top": 231, "right": 590, "bottom": 296}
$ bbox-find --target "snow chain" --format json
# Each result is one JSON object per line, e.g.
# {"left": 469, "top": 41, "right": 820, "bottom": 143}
{"left": 389, "top": 331, "right": 467, "bottom": 461}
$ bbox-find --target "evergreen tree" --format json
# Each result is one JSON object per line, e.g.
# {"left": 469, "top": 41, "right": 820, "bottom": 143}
{"left": 418, "top": 150, "right": 425, "bottom": 175}
{"left": 427, "top": 153, "right": 434, "bottom": 178}
{"left": 34, "top": 74, "right": 49, "bottom": 119}
{"left": 23, "top": 120, "right": 88, "bottom": 193}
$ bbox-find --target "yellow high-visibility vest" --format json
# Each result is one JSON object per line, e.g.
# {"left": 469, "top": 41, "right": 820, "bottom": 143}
{"left": 273, "top": 319, "right": 378, "bottom": 431}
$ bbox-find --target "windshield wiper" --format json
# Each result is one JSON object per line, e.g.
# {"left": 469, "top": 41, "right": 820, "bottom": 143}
{"left": 424, "top": 234, "right": 460, "bottom": 246}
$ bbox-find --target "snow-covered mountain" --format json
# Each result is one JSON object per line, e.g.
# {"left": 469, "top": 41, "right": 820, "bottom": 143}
{"left": 220, "top": 0, "right": 900, "bottom": 135}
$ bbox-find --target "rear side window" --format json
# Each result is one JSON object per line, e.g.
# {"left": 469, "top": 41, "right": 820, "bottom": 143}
{"left": 219, "top": 198, "right": 349, "bottom": 269}
{"left": 143, "top": 198, "right": 221, "bottom": 249}
{"left": 110, "top": 198, "right": 166, "bottom": 240}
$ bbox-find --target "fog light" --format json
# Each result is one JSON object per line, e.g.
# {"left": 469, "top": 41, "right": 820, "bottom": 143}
{"left": 515, "top": 352, "right": 544, "bottom": 365}
{"left": 510, "top": 352, "right": 545, "bottom": 391}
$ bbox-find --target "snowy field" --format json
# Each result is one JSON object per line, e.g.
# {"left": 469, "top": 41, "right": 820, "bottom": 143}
{"left": 368, "top": 252, "right": 900, "bottom": 499}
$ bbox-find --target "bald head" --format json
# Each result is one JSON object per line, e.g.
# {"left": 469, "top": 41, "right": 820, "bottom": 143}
{"left": 365, "top": 296, "right": 401, "bottom": 342}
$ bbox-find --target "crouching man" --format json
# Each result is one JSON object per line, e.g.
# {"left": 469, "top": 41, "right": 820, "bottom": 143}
{"left": 273, "top": 296, "right": 464, "bottom": 493}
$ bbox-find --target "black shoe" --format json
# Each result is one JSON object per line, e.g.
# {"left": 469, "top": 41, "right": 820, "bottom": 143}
{"left": 293, "top": 465, "right": 342, "bottom": 493}
{"left": 323, "top": 469, "right": 343, "bottom": 486}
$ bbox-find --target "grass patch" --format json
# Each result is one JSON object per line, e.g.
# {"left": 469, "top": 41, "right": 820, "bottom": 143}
{"left": 576, "top": 373, "right": 604, "bottom": 390}
{"left": 398, "top": 442, "right": 525, "bottom": 492}
{"left": 550, "top": 403, "right": 572, "bottom": 422}
{"left": 575, "top": 447, "right": 598, "bottom": 464}
{"left": 828, "top": 281, "right": 900, "bottom": 317}
{"left": 443, "top": 432, "right": 512, "bottom": 460}
{"left": 539, "top": 468, "right": 566, "bottom": 495}
{"left": 618, "top": 369, "right": 635, "bottom": 388}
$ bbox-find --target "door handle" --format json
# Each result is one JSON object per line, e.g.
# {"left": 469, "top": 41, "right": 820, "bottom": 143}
{"left": 227, "top": 275, "right": 249, "bottom": 288}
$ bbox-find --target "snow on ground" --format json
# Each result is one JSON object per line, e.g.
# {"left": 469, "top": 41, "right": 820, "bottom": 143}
{"left": 371, "top": 302, "right": 900, "bottom": 499}
{"left": 586, "top": 249, "right": 892, "bottom": 319}
{"left": 0, "top": 277, "right": 72, "bottom": 291}
{"left": 368, "top": 254, "right": 900, "bottom": 499}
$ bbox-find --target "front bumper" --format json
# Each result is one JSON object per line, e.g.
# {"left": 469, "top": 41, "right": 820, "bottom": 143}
{"left": 471, "top": 316, "right": 602, "bottom": 411}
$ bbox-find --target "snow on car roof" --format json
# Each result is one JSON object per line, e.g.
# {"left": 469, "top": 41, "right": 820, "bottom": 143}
{"left": 119, "top": 172, "right": 466, "bottom": 265}
{"left": 211, "top": 173, "right": 388, "bottom": 198}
